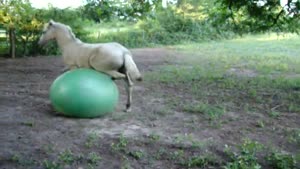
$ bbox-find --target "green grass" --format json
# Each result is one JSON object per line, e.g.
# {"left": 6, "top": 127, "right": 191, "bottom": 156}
{"left": 183, "top": 102, "right": 225, "bottom": 120}
{"left": 175, "top": 33, "right": 300, "bottom": 75}
{"left": 146, "top": 33, "right": 300, "bottom": 115}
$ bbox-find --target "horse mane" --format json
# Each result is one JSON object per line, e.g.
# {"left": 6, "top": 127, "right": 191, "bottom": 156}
{"left": 55, "top": 22, "right": 77, "bottom": 40}
{"left": 66, "top": 25, "right": 76, "bottom": 40}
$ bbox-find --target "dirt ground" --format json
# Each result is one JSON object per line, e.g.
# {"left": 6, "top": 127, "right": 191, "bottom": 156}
{"left": 0, "top": 48, "right": 299, "bottom": 169}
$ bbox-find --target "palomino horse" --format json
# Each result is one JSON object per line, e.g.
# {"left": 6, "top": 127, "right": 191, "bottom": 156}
{"left": 38, "top": 20, "right": 142, "bottom": 112}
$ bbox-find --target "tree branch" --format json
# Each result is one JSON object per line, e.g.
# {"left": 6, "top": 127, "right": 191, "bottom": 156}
{"left": 228, "top": 0, "right": 238, "bottom": 30}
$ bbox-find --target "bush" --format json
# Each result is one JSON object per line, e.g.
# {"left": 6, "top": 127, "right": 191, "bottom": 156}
{"left": 136, "top": 7, "right": 235, "bottom": 46}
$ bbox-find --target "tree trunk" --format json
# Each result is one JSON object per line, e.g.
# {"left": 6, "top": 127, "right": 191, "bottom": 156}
{"left": 9, "top": 28, "right": 16, "bottom": 59}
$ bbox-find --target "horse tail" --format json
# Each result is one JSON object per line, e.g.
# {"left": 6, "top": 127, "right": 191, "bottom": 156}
{"left": 124, "top": 53, "right": 142, "bottom": 81}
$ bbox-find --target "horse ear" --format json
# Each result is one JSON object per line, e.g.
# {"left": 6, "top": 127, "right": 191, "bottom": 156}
{"left": 49, "top": 19, "right": 54, "bottom": 26}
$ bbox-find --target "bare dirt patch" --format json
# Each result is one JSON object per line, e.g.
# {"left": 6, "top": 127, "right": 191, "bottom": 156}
{"left": 0, "top": 48, "right": 299, "bottom": 169}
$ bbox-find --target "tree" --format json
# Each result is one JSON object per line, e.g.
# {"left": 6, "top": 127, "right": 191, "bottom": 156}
{"left": 0, "top": 0, "right": 43, "bottom": 58}
{"left": 213, "top": 0, "right": 300, "bottom": 33}
{"left": 81, "top": 0, "right": 162, "bottom": 22}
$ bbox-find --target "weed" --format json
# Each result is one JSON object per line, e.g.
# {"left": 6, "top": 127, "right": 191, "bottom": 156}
{"left": 148, "top": 133, "right": 160, "bottom": 142}
{"left": 10, "top": 153, "right": 35, "bottom": 166}
{"left": 256, "top": 120, "right": 265, "bottom": 128}
{"left": 87, "top": 152, "right": 102, "bottom": 165}
{"left": 286, "top": 128, "right": 300, "bottom": 145}
{"left": 266, "top": 151, "right": 297, "bottom": 169}
{"left": 269, "top": 111, "right": 281, "bottom": 118}
{"left": 20, "top": 121, "right": 34, "bottom": 127}
{"left": 128, "top": 150, "right": 144, "bottom": 160}
{"left": 111, "top": 134, "right": 128, "bottom": 152}
{"left": 85, "top": 132, "right": 99, "bottom": 148}
{"left": 224, "top": 139, "right": 263, "bottom": 169}
{"left": 11, "top": 154, "right": 21, "bottom": 163}
{"left": 154, "top": 148, "right": 167, "bottom": 160}
{"left": 170, "top": 149, "right": 185, "bottom": 161}
{"left": 121, "top": 156, "right": 132, "bottom": 169}
{"left": 58, "top": 149, "right": 75, "bottom": 164}
{"left": 42, "top": 160, "right": 61, "bottom": 169}
{"left": 42, "top": 144, "right": 55, "bottom": 154}
{"left": 184, "top": 154, "right": 218, "bottom": 168}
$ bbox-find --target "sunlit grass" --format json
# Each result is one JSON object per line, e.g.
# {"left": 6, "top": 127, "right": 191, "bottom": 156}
{"left": 146, "top": 34, "right": 300, "bottom": 115}
{"left": 173, "top": 33, "right": 300, "bottom": 75}
{"left": 85, "top": 21, "right": 139, "bottom": 37}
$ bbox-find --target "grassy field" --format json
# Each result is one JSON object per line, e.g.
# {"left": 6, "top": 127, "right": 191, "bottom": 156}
{"left": 148, "top": 33, "right": 300, "bottom": 114}
{"left": 143, "top": 33, "right": 300, "bottom": 168}
{"left": 1, "top": 33, "right": 299, "bottom": 169}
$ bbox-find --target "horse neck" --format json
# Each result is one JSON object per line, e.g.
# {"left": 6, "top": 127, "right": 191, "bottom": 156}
{"left": 55, "top": 30, "right": 79, "bottom": 50}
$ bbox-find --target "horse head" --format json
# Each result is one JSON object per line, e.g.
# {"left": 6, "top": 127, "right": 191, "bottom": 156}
{"left": 38, "top": 20, "right": 76, "bottom": 46}
{"left": 38, "top": 20, "right": 57, "bottom": 46}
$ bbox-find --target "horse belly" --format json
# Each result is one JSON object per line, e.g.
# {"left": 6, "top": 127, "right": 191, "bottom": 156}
{"left": 90, "top": 53, "right": 123, "bottom": 71}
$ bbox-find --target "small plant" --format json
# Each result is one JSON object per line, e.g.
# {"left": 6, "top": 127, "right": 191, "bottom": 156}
{"left": 286, "top": 128, "right": 300, "bottom": 145}
{"left": 20, "top": 121, "right": 34, "bottom": 127}
{"left": 42, "top": 160, "right": 61, "bottom": 169}
{"left": 148, "top": 133, "right": 160, "bottom": 142}
{"left": 58, "top": 149, "right": 75, "bottom": 164}
{"left": 11, "top": 154, "right": 21, "bottom": 163}
{"left": 256, "top": 120, "right": 265, "bottom": 128}
{"left": 248, "top": 88, "right": 258, "bottom": 98}
{"left": 154, "top": 148, "right": 167, "bottom": 160}
{"left": 224, "top": 139, "right": 263, "bottom": 169}
{"left": 128, "top": 150, "right": 144, "bottom": 160}
{"left": 266, "top": 151, "right": 296, "bottom": 169}
{"left": 111, "top": 134, "right": 128, "bottom": 152}
{"left": 185, "top": 155, "right": 217, "bottom": 168}
{"left": 10, "top": 153, "right": 35, "bottom": 166}
{"left": 87, "top": 152, "right": 102, "bottom": 165}
{"left": 269, "top": 111, "right": 280, "bottom": 118}
{"left": 85, "top": 132, "right": 99, "bottom": 148}
{"left": 170, "top": 150, "right": 185, "bottom": 161}
{"left": 42, "top": 144, "right": 55, "bottom": 154}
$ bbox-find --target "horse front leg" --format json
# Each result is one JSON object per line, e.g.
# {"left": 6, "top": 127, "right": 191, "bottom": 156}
{"left": 60, "top": 66, "right": 70, "bottom": 73}
{"left": 61, "top": 65, "right": 78, "bottom": 73}
{"left": 105, "top": 70, "right": 126, "bottom": 79}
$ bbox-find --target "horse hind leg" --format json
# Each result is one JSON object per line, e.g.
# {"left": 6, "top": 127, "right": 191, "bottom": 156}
{"left": 124, "top": 73, "right": 133, "bottom": 112}
{"left": 104, "top": 70, "right": 126, "bottom": 79}
{"left": 89, "top": 54, "right": 126, "bottom": 79}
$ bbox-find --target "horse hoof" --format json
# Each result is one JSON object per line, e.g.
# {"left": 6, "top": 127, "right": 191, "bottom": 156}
{"left": 125, "top": 108, "right": 131, "bottom": 112}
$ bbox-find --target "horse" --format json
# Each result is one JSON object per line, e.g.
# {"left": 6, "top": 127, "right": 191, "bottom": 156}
{"left": 38, "top": 20, "right": 142, "bottom": 112}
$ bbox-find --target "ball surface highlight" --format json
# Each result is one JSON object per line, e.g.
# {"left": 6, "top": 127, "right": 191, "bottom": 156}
{"left": 49, "top": 69, "right": 119, "bottom": 118}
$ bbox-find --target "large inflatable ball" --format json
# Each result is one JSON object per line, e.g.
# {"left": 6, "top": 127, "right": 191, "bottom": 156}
{"left": 49, "top": 68, "right": 119, "bottom": 118}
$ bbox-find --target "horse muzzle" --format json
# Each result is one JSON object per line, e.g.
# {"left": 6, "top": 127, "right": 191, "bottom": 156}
{"left": 38, "top": 39, "right": 47, "bottom": 46}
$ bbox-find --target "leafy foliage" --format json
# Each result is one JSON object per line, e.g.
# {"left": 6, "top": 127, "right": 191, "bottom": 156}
{"left": 0, "top": 0, "right": 43, "bottom": 56}
{"left": 81, "top": 0, "right": 161, "bottom": 22}
{"left": 213, "top": 0, "right": 300, "bottom": 33}
{"left": 1, "top": 0, "right": 299, "bottom": 57}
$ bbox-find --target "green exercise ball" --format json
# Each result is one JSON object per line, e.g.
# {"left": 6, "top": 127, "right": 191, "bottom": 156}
{"left": 49, "top": 68, "right": 119, "bottom": 118}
